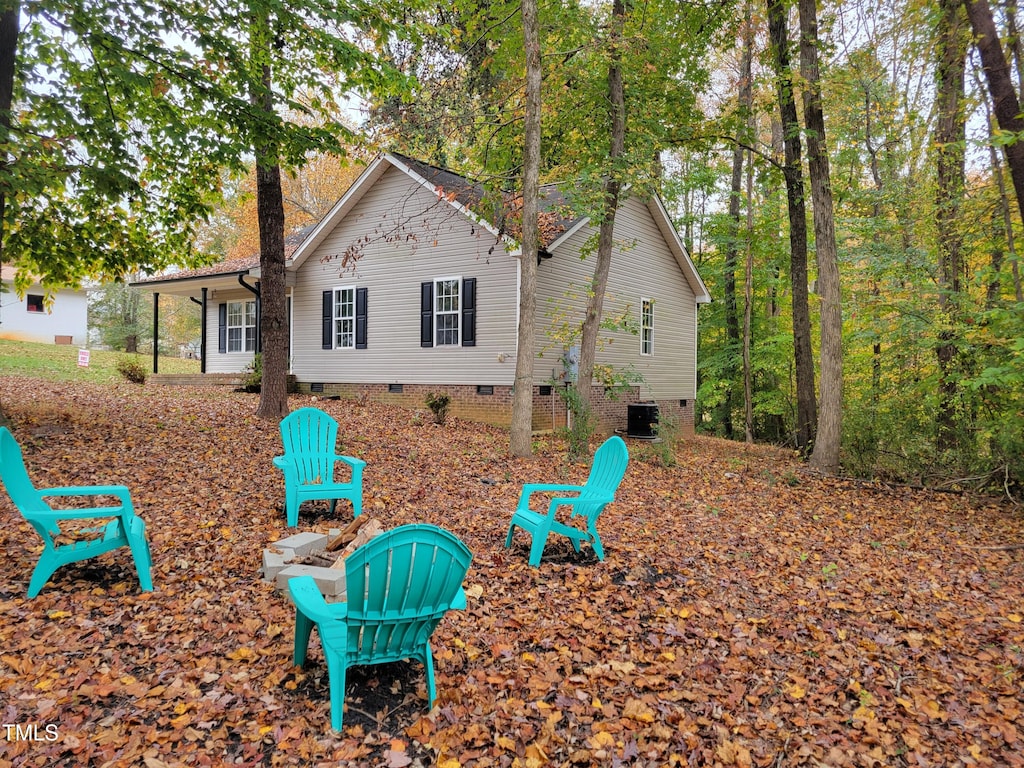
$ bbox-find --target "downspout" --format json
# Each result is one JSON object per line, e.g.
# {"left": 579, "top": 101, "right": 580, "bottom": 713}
{"left": 191, "top": 288, "right": 207, "bottom": 373}
{"left": 152, "top": 292, "right": 160, "bottom": 374}
{"left": 238, "top": 274, "right": 261, "bottom": 353}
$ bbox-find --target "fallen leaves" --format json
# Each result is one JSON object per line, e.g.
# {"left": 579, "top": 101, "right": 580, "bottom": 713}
{"left": 0, "top": 377, "right": 1023, "bottom": 766}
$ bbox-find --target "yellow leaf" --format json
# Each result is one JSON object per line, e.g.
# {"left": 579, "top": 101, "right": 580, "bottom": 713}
{"left": 46, "top": 610, "right": 72, "bottom": 619}
{"left": 786, "top": 683, "right": 806, "bottom": 700}
{"left": 227, "top": 647, "right": 257, "bottom": 662}
{"left": 522, "top": 652, "right": 535, "bottom": 663}
{"left": 465, "top": 584, "right": 483, "bottom": 599}
{"left": 622, "top": 698, "right": 656, "bottom": 723}
{"left": 589, "top": 731, "right": 615, "bottom": 749}
{"left": 496, "top": 735, "right": 516, "bottom": 751}
{"left": 1008, "top": 614, "right": 1022, "bottom": 623}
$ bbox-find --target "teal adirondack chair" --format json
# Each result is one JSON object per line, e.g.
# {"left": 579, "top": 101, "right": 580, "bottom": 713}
{"left": 273, "top": 407, "right": 366, "bottom": 528}
{"left": 289, "top": 523, "right": 473, "bottom": 732}
{"left": 0, "top": 427, "right": 153, "bottom": 598}
{"left": 505, "top": 435, "right": 629, "bottom": 566}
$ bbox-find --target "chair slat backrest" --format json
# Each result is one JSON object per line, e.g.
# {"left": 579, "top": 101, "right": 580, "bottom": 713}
{"left": 279, "top": 408, "right": 339, "bottom": 484}
{"left": 0, "top": 428, "right": 48, "bottom": 514}
{"left": 575, "top": 435, "right": 629, "bottom": 517}
{"left": 344, "top": 524, "right": 472, "bottom": 665}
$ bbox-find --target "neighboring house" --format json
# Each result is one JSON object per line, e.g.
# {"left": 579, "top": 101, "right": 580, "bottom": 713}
{"left": 133, "top": 153, "right": 711, "bottom": 433}
{"left": 0, "top": 266, "right": 89, "bottom": 346}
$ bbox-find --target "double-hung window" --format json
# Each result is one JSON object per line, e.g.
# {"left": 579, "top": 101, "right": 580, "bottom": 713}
{"left": 333, "top": 287, "right": 356, "bottom": 349}
{"left": 641, "top": 298, "right": 654, "bottom": 356}
{"left": 420, "top": 277, "right": 476, "bottom": 348}
{"left": 434, "top": 278, "right": 461, "bottom": 346}
{"left": 321, "top": 287, "right": 367, "bottom": 350}
{"left": 227, "top": 300, "right": 257, "bottom": 352}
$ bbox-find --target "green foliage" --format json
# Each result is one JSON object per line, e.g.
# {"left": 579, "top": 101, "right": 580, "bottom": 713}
{"left": 424, "top": 391, "right": 451, "bottom": 425}
{"left": 115, "top": 356, "right": 148, "bottom": 385}
{"left": 554, "top": 384, "right": 598, "bottom": 461}
{"left": 5, "top": 0, "right": 414, "bottom": 290}
{"left": 240, "top": 354, "right": 262, "bottom": 394}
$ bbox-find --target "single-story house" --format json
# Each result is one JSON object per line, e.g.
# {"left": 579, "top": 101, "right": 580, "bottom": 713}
{"left": 132, "top": 153, "right": 711, "bottom": 434}
{"left": 0, "top": 266, "right": 89, "bottom": 346}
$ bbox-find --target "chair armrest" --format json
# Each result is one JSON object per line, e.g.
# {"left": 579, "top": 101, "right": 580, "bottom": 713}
{"left": 547, "top": 492, "right": 613, "bottom": 517}
{"left": 449, "top": 586, "right": 467, "bottom": 611}
{"left": 517, "top": 483, "right": 584, "bottom": 510}
{"left": 39, "top": 489, "right": 133, "bottom": 520}
{"left": 331, "top": 455, "right": 366, "bottom": 470}
{"left": 288, "top": 575, "right": 347, "bottom": 623}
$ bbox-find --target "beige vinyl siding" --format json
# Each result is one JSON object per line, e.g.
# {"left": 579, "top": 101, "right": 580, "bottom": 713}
{"left": 204, "top": 289, "right": 258, "bottom": 374}
{"left": 534, "top": 196, "right": 699, "bottom": 399}
{"left": 290, "top": 166, "right": 521, "bottom": 386}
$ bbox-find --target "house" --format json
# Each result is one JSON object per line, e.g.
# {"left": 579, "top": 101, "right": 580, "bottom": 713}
{"left": 132, "top": 153, "right": 711, "bottom": 433}
{"left": 0, "top": 266, "right": 89, "bottom": 346}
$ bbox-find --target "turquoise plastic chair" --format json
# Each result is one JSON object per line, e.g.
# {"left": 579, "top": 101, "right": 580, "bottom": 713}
{"left": 0, "top": 427, "right": 154, "bottom": 598}
{"left": 505, "top": 435, "right": 629, "bottom": 566}
{"left": 289, "top": 523, "right": 473, "bottom": 731}
{"left": 273, "top": 407, "right": 366, "bottom": 527}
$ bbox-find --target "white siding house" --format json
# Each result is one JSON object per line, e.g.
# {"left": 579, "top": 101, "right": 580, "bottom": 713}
{"left": 0, "top": 267, "right": 89, "bottom": 346}
{"left": 133, "top": 153, "right": 711, "bottom": 433}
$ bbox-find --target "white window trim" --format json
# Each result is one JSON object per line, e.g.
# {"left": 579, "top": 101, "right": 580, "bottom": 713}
{"left": 227, "top": 299, "right": 257, "bottom": 353}
{"left": 434, "top": 275, "right": 462, "bottom": 347}
{"left": 641, "top": 297, "right": 654, "bottom": 356}
{"left": 333, "top": 285, "right": 356, "bottom": 350}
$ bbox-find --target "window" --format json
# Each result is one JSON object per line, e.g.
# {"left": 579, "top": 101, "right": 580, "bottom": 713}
{"left": 434, "top": 278, "right": 461, "bottom": 346}
{"left": 26, "top": 295, "right": 44, "bottom": 313}
{"left": 333, "top": 287, "right": 356, "bottom": 349}
{"left": 322, "top": 288, "right": 367, "bottom": 350}
{"left": 420, "top": 278, "right": 476, "bottom": 348}
{"left": 227, "top": 300, "right": 257, "bottom": 353}
{"left": 641, "top": 298, "right": 654, "bottom": 356}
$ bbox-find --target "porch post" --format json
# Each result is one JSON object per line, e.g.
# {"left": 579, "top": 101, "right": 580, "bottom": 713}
{"left": 200, "top": 287, "right": 208, "bottom": 373}
{"left": 152, "top": 292, "right": 160, "bottom": 374}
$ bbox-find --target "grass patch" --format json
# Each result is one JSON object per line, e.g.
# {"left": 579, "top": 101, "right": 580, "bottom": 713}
{"left": 0, "top": 339, "right": 199, "bottom": 385}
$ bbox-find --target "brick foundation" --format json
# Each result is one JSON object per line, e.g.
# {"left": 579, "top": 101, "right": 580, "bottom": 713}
{"left": 294, "top": 381, "right": 695, "bottom": 437}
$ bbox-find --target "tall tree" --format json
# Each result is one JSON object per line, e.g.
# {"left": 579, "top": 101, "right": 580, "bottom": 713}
{"left": 801, "top": 0, "right": 843, "bottom": 474}
{"left": 935, "top": 0, "right": 968, "bottom": 450}
{"left": 767, "top": 0, "right": 817, "bottom": 452}
{"left": 574, "top": 0, "right": 627, "bottom": 457}
{"left": 510, "top": 0, "right": 542, "bottom": 457}
{"left": 248, "top": 8, "right": 290, "bottom": 420}
{"left": 965, "top": 0, "right": 1024, "bottom": 227}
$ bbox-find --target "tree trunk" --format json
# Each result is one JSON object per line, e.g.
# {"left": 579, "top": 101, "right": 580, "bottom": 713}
{"left": 0, "top": 2, "right": 16, "bottom": 258}
{"left": 965, "top": 0, "right": 1024, "bottom": 227}
{"left": 0, "top": 2, "right": 18, "bottom": 427}
{"left": 575, "top": 0, "right": 626, "bottom": 459}
{"left": 510, "top": 0, "right": 542, "bottom": 458}
{"left": 801, "top": 0, "right": 843, "bottom": 474}
{"left": 935, "top": 0, "right": 968, "bottom": 451}
{"left": 250, "top": 11, "right": 289, "bottom": 422}
{"left": 723, "top": 131, "right": 743, "bottom": 441}
{"left": 737, "top": 0, "right": 755, "bottom": 444}
{"left": 767, "top": 0, "right": 817, "bottom": 452}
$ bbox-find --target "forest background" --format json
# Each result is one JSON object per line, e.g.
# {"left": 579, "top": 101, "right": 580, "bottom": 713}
{"left": 1, "top": 0, "right": 1023, "bottom": 495}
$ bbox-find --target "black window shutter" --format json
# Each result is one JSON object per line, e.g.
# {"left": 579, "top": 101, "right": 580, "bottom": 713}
{"left": 355, "top": 287, "right": 368, "bottom": 349}
{"left": 322, "top": 290, "right": 333, "bottom": 349}
{"left": 420, "top": 282, "right": 433, "bottom": 347}
{"left": 462, "top": 277, "right": 476, "bottom": 347}
{"left": 218, "top": 303, "right": 227, "bottom": 353}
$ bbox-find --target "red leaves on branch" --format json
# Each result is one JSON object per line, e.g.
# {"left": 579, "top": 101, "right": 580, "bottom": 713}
{"left": 0, "top": 378, "right": 1022, "bottom": 766}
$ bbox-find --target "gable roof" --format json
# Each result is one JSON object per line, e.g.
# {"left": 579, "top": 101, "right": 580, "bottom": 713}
{"left": 131, "top": 152, "right": 709, "bottom": 304}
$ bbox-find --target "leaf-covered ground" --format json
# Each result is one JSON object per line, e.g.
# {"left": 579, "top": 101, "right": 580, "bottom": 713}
{"left": 0, "top": 379, "right": 1022, "bottom": 768}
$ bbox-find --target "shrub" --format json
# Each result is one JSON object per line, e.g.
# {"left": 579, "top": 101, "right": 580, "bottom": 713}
{"left": 425, "top": 391, "right": 451, "bottom": 425}
{"left": 116, "top": 356, "right": 147, "bottom": 385}
{"left": 240, "top": 354, "right": 261, "bottom": 393}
